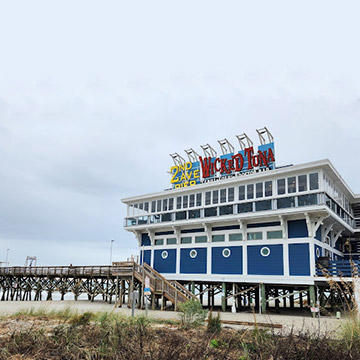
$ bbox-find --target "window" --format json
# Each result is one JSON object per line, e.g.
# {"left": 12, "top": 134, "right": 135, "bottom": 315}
{"left": 310, "top": 173, "right": 319, "bottom": 190}
{"left": 288, "top": 177, "right": 296, "bottom": 193}
{"left": 168, "top": 198, "right": 174, "bottom": 210}
{"left": 277, "top": 196, "right": 295, "bottom": 209}
{"left": 260, "top": 247, "right": 270, "bottom": 257}
{"left": 247, "top": 232, "right": 263, "bottom": 240}
{"left": 190, "top": 249, "right": 197, "bottom": 258}
{"left": 126, "top": 218, "right": 137, "bottom": 226}
{"left": 298, "top": 175, "right": 307, "bottom": 192}
{"left": 220, "top": 189, "right": 226, "bottom": 203}
{"left": 161, "top": 213, "right": 172, "bottom": 222}
{"left": 205, "top": 207, "right": 217, "bottom": 217}
{"left": 222, "top": 248, "right": 231, "bottom": 258}
{"left": 213, "top": 190, "right": 219, "bottom": 204}
{"left": 247, "top": 184, "right": 254, "bottom": 199}
{"left": 189, "top": 194, "right": 195, "bottom": 207}
{"left": 196, "top": 193, "right": 202, "bottom": 206}
{"left": 151, "top": 201, "right": 156, "bottom": 213}
{"left": 139, "top": 203, "right": 143, "bottom": 210}
{"left": 212, "top": 234, "right": 225, "bottom": 242}
{"left": 229, "top": 233, "right": 243, "bottom": 241}
{"left": 166, "top": 238, "right": 177, "bottom": 245}
{"left": 298, "top": 194, "right": 318, "bottom": 206}
{"left": 205, "top": 191, "right": 211, "bottom": 205}
{"left": 176, "top": 197, "right": 182, "bottom": 209}
{"left": 277, "top": 179, "right": 285, "bottom": 195}
{"left": 195, "top": 236, "right": 207, "bottom": 243}
{"left": 255, "top": 200, "right": 272, "bottom": 212}
{"left": 155, "top": 239, "right": 164, "bottom": 246}
{"left": 161, "top": 250, "right": 168, "bottom": 259}
{"left": 265, "top": 181, "right": 272, "bottom": 197}
{"left": 238, "top": 202, "right": 253, "bottom": 213}
{"left": 138, "top": 216, "right": 148, "bottom": 224}
{"left": 256, "top": 182, "right": 263, "bottom": 198}
{"left": 144, "top": 202, "right": 149, "bottom": 212}
{"left": 239, "top": 185, "right": 245, "bottom": 200}
{"left": 175, "top": 211, "right": 187, "bottom": 220}
{"left": 228, "top": 187, "right": 234, "bottom": 202}
{"left": 157, "top": 200, "right": 162, "bottom": 212}
{"left": 220, "top": 205, "right": 233, "bottom": 215}
{"left": 189, "top": 209, "right": 201, "bottom": 219}
{"left": 163, "top": 199, "right": 168, "bottom": 211}
{"left": 183, "top": 195, "right": 188, "bottom": 208}
{"left": 181, "top": 237, "right": 192, "bottom": 244}
{"left": 267, "top": 230, "right": 283, "bottom": 239}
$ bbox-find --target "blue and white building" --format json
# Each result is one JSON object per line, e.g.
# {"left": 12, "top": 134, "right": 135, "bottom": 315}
{"left": 122, "top": 128, "right": 360, "bottom": 312}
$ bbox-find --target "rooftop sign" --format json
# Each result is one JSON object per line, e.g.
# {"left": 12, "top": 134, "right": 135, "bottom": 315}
{"left": 170, "top": 128, "right": 275, "bottom": 189}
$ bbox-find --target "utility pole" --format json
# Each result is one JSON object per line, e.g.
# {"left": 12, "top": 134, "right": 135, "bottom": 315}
{"left": 110, "top": 240, "right": 115, "bottom": 265}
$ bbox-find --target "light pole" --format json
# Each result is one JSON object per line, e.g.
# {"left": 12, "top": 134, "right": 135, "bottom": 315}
{"left": 5, "top": 249, "right": 9, "bottom": 265}
{"left": 110, "top": 240, "right": 114, "bottom": 265}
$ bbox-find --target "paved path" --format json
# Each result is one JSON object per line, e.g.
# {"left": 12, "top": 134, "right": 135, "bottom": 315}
{"left": 0, "top": 300, "right": 346, "bottom": 336}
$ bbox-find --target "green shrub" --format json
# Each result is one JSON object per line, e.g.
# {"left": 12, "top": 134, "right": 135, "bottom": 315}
{"left": 178, "top": 300, "right": 207, "bottom": 329}
{"left": 207, "top": 309, "right": 221, "bottom": 334}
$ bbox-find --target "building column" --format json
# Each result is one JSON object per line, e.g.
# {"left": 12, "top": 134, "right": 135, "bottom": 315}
{"left": 260, "top": 283, "right": 266, "bottom": 314}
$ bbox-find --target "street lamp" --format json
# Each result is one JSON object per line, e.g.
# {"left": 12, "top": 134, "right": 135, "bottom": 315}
{"left": 5, "top": 249, "right": 9, "bottom": 265}
{"left": 110, "top": 240, "right": 115, "bottom": 265}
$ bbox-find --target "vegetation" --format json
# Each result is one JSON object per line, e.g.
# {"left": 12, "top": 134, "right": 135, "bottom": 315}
{"left": 1, "top": 308, "right": 360, "bottom": 359}
{"left": 178, "top": 299, "right": 207, "bottom": 329}
{"left": 207, "top": 309, "right": 221, "bottom": 334}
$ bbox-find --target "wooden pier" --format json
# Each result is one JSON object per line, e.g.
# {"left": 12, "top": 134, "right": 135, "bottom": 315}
{"left": 0, "top": 262, "right": 196, "bottom": 310}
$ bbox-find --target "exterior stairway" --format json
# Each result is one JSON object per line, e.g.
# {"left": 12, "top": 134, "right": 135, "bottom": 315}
{"left": 112, "top": 261, "right": 197, "bottom": 307}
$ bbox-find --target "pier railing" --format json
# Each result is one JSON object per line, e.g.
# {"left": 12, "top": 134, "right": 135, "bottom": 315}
{"left": 316, "top": 260, "right": 360, "bottom": 277}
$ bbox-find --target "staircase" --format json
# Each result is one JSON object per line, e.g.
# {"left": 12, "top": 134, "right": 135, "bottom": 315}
{"left": 353, "top": 203, "right": 360, "bottom": 229}
{"left": 111, "top": 261, "right": 197, "bottom": 307}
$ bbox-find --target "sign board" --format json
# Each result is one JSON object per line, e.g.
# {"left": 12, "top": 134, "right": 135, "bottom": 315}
{"left": 144, "top": 276, "right": 151, "bottom": 295}
{"left": 171, "top": 142, "right": 275, "bottom": 189}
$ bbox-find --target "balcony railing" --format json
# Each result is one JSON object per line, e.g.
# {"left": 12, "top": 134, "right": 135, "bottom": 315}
{"left": 316, "top": 260, "right": 360, "bottom": 277}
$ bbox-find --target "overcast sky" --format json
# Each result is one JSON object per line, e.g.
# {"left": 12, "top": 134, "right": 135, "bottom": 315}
{"left": 0, "top": 1, "right": 359, "bottom": 266}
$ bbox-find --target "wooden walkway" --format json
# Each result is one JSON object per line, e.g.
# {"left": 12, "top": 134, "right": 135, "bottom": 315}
{"left": 0, "top": 262, "right": 196, "bottom": 309}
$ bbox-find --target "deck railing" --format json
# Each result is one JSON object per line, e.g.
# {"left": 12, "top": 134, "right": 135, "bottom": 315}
{"left": 316, "top": 260, "right": 360, "bottom": 277}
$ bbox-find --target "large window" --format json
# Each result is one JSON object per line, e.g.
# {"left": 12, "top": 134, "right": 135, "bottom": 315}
{"left": 298, "top": 194, "right": 318, "bottom": 206}
{"left": 220, "top": 189, "right": 227, "bottom": 203}
{"left": 247, "top": 184, "right": 254, "bottom": 199}
{"left": 247, "top": 232, "right": 262, "bottom": 240}
{"left": 229, "top": 233, "right": 243, "bottom": 241}
{"left": 205, "top": 191, "right": 211, "bottom": 205}
{"left": 238, "top": 202, "right": 253, "bottom": 213}
{"left": 189, "top": 209, "right": 201, "bottom": 219}
{"left": 255, "top": 200, "right": 272, "bottom": 212}
{"left": 151, "top": 201, "right": 156, "bottom": 213}
{"left": 189, "top": 194, "right": 195, "bottom": 207}
{"left": 228, "top": 187, "right": 234, "bottom": 202}
{"left": 213, "top": 190, "right": 219, "bottom": 204}
{"left": 212, "top": 234, "right": 225, "bottom": 242}
{"left": 166, "top": 238, "right": 177, "bottom": 245}
{"left": 176, "top": 197, "right": 182, "bottom": 209}
{"left": 155, "top": 239, "right": 164, "bottom": 246}
{"left": 239, "top": 185, "right": 245, "bottom": 200}
{"left": 298, "top": 175, "right": 307, "bottom": 192}
{"left": 162, "top": 199, "right": 167, "bottom": 211}
{"left": 175, "top": 211, "right": 187, "bottom": 220}
{"left": 157, "top": 200, "right": 162, "bottom": 212}
{"left": 267, "top": 230, "right": 283, "bottom": 239}
{"left": 205, "top": 207, "right": 217, "bottom": 217}
{"left": 220, "top": 205, "right": 233, "bottom": 215}
{"left": 183, "top": 195, "right": 188, "bottom": 208}
{"left": 277, "top": 196, "right": 295, "bottom": 209}
{"left": 168, "top": 198, "right": 174, "bottom": 210}
{"left": 181, "top": 237, "right": 192, "bottom": 244}
{"left": 256, "top": 182, "right": 263, "bottom": 198}
{"left": 310, "top": 173, "right": 319, "bottom": 190}
{"left": 288, "top": 177, "right": 296, "bottom": 193}
{"left": 265, "top": 181, "right": 272, "bottom": 197}
{"left": 161, "top": 213, "right": 172, "bottom": 222}
{"left": 277, "top": 179, "right": 285, "bottom": 195}
{"left": 196, "top": 193, "right": 202, "bottom": 206}
{"left": 195, "top": 236, "right": 207, "bottom": 243}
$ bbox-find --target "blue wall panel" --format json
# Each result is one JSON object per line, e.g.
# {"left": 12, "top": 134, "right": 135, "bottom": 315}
{"left": 140, "top": 250, "right": 151, "bottom": 266}
{"left": 288, "top": 220, "right": 308, "bottom": 238}
{"left": 141, "top": 233, "right": 151, "bottom": 246}
{"left": 289, "top": 243, "right": 310, "bottom": 276}
{"left": 315, "top": 226, "right": 322, "bottom": 241}
{"left": 154, "top": 249, "right": 176, "bottom": 273}
{"left": 211, "top": 246, "right": 242, "bottom": 274}
{"left": 248, "top": 245, "right": 283, "bottom": 275}
{"left": 180, "top": 248, "right": 207, "bottom": 274}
